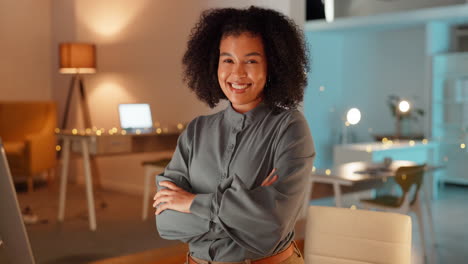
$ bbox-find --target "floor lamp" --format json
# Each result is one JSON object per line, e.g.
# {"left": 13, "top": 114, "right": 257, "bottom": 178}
{"left": 59, "top": 43, "right": 96, "bottom": 129}
{"left": 58, "top": 43, "right": 103, "bottom": 190}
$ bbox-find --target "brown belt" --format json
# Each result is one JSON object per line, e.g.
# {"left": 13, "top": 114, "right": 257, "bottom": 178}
{"left": 188, "top": 242, "right": 296, "bottom": 264}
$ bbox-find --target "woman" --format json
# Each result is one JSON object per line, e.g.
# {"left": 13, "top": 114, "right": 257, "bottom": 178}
{"left": 153, "top": 6, "right": 315, "bottom": 264}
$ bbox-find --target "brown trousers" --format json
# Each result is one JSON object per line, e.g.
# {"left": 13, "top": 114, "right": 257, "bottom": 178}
{"left": 187, "top": 242, "right": 304, "bottom": 264}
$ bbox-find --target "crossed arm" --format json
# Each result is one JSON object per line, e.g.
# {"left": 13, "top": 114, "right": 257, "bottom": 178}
{"left": 153, "top": 168, "right": 278, "bottom": 215}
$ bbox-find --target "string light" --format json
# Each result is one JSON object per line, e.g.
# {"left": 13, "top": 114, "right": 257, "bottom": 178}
{"left": 55, "top": 128, "right": 60, "bottom": 133}
{"left": 325, "top": 169, "right": 331, "bottom": 175}
{"left": 409, "top": 140, "right": 415, "bottom": 146}
{"left": 62, "top": 122, "right": 186, "bottom": 137}
{"left": 319, "top": 86, "right": 325, "bottom": 92}
{"left": 422, "top": 139, "right": 428, "bottom": 144}
{"left": 56, "top": 145, "right": 61, "bottom": 151}
{"left": 312, "top": 166, "right": 316, "bottom": 172}
{"left": 461, "top": 143, "right": 466, "bottom": 149}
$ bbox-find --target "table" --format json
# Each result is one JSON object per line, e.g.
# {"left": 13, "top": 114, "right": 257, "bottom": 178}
{"left": 310, "top": 161, "right": 442, "bottom": 208}
{"left": 333, "top": 141, "right": 441, "bottom": 199}
{"left": 57, "top": 131, "right": 179, "bottom": 231}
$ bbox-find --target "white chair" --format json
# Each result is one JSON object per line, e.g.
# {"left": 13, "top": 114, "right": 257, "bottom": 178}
{"left": 141, "top": 159, "right": 171, "bottom": 220}
{"left": 304, "top": 206, "right": 412, "bottom": 264}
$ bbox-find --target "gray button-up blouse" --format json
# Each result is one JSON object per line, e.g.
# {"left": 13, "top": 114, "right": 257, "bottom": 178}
{"left": 156, "top": 102, "right": 315, "bottom": 262}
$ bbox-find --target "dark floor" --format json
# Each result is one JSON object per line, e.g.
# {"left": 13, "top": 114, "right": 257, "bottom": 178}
{"left": 1, "top": 183, "right": 179, "bottom": 264}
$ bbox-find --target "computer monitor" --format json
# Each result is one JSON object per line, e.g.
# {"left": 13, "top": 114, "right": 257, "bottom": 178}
{"left": 0, "top": 138, "right": 36, "bottom": 264}
{"left": 118, "top": 103, "right": 153, "bottom": 133}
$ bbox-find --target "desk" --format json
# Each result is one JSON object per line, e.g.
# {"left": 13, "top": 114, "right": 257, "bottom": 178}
{"left": 310, "top": 161, "right": 443, "bottom": 208}
{"left": 57, "top": 131, "right": 179, "bottom": 231}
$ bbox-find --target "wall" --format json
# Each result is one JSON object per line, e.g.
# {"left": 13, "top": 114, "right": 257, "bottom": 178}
{"left": 341, "top": 26, "right": 427, "bottom": 140}
{"left": 304, "top": 26, "right": 428, "bottom": 169}
{"left": 51, "top": 0, "right": 305, "bottom": 194}
{"left": 0, "top": 0, "right": 52, "bottom": 101}
{"left": 304, "top": 32, "right": 343, "bottom": 169}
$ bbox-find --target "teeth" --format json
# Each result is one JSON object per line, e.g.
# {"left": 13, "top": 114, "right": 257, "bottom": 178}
{"left": 231, "top": 83, "right": 250, "bottom": 89}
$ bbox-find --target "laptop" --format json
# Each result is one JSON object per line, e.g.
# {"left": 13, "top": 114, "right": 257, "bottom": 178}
{"left": 0, "top": 137, "right": 36, "bottom": 264}
{"left": 118, "top": 103, "right": 154, "bottom": 133}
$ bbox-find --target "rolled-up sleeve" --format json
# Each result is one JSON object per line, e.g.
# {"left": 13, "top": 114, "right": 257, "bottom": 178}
{"left": 190, "top": 114, "right": 315, "bottom": 255}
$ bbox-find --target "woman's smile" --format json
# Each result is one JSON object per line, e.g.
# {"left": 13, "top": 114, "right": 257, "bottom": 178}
{"left": 228, "top": 82, "right": 252, "bottom": 92}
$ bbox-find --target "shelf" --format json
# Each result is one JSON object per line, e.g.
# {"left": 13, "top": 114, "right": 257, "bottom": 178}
{"left": 433, "top": 100, "right": 468, "bottom": 104}
{"left": 436, "top": 123, "right": 468, "bottom": 134}
{"left": 434, "top": 140, "right": 468, "bottom": 146}
{"left": 434, "top": 73, "right": 468, "bottom": 79}
{"left": 440, "top": 178, "right": 468, "bottom": 186}
{"left": 435, "top": 123, "right": 466, "bottom": 128}
{"left": 434, "top": 52, "right": 468, "bottom": 59}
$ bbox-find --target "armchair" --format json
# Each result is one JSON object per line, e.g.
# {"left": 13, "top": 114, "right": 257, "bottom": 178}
{"left": 0, "top": 101, "right": 58, "bottom": 192}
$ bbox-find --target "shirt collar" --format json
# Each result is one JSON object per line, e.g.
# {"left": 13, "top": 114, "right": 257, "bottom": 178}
{"left": 224, "top": 102, "right": 270, "bottom": 129}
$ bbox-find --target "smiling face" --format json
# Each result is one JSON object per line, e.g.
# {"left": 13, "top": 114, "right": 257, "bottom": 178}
{"left": 218, "top": 32, "right": 268, "bottom": 113}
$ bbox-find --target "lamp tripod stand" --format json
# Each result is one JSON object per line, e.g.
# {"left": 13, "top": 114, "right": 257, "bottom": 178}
{"left": 62, "top": 74, "right": 93, "bottom": 129}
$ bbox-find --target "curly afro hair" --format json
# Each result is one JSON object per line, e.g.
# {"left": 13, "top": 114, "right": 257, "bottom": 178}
{"left": 182, "top": 6, "right": 309, "bottom": 112}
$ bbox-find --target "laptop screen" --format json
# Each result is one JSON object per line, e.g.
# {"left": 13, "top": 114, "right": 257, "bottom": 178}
{"left": 118, "top": 104, "right": 153, "bottom": 131}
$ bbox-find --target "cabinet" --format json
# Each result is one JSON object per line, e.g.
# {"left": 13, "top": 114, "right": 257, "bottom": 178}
{"left": 432, "top": 52, "right": 468, "bottom": 185}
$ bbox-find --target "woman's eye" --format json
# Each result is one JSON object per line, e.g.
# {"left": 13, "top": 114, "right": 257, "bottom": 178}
{"left": 223, "top": 59, "right": 234, "bottom": 63}
{"left": 246, "top": 60, "right": 258, "bottom": 64}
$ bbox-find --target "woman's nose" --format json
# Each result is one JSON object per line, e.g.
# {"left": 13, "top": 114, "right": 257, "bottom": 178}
{"left": 232, "top": 64, "right": 247, "bottom": 77}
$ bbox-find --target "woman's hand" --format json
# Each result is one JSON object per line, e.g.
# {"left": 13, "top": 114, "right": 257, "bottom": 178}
{"left": 261, "top": 168, "right": 278, "bottom": 186}
{"left": 153, "top": 181, "right": 196, "bottom": 215}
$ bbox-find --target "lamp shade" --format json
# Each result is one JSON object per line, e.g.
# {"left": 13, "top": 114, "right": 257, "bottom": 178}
{"left": 398, "top": 100, "right": 410, "bottom": 113}
{"left": 346, "top": 108, "right": 361, "bottom": 125}
{"left": 59, "top": 43, "right": 96, "bottom": 74}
